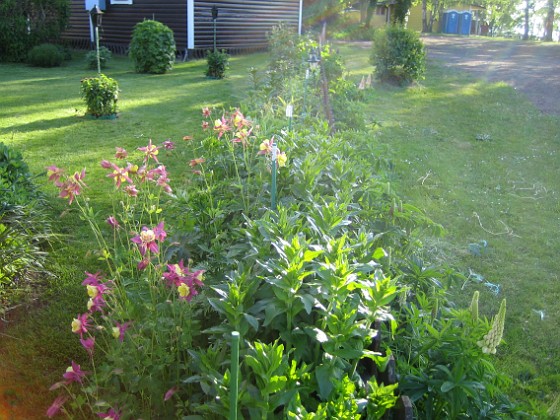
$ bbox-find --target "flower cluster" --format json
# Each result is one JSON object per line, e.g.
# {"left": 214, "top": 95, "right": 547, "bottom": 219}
{"left": 131, "top": 222, "right": 166, "bottom": 269}
{"left": 258, "top": 137, "right": 288, "bottom": 168}
{"left": 99, "top": 141, "right": 173, "bottom": 195}
{"left": 477, "top": 298, "right": 506, "bottom": 354}
{"left": 46, "top": 166, "right": 87, "bottom": 205}
{"left": 163, "top": 260, "right": 205, "bottom": 302}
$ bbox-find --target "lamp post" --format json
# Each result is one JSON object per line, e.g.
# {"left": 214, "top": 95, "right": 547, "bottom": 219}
{"left": 90, "top": 5, "right": 104, "bottom": 74}
{"left": 271, "top": 137, "right": 278, "bottom": 211}
{"left": 286, "top": 104, "right": 293, "bottom": 131}
{"left": 211, "top": 5, "right": 218, "bottom": 52}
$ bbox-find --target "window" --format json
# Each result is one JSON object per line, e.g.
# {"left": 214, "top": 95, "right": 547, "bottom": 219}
{"left": 110, "top": 0, "right": 133, "bottom": 4}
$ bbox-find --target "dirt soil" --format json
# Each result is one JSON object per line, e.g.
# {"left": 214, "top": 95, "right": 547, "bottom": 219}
{"left": 421, "top": 36, "right": 560, "bottom": 116}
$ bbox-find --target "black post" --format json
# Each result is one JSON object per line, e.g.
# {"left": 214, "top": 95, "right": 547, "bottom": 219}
{"left": 211, "top": 6, "right": 218, "bottom": 52}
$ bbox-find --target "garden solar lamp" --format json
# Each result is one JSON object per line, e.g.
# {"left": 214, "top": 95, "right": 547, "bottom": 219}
{"left": 286, "top": 104, "right": 293, "bottom": 131}
{"left": 307, "top": 48, "right": 321, "bottom": 70}
{"left": 90, "top": 5, "right": 104, "bottom": 74}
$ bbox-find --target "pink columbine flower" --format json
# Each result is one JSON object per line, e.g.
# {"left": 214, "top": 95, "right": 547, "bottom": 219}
{"left": 107, "top": 164, "right": 133, "bottom": 189}
{"left": 131, "top": 222, "right": 166, "bottom": 257}
{"left": 46, "top": 396, "right": 68, "bottom": 418}
{"left": 138, "top": 139, "right": 160, "bottom": 163}
{"left": 71, "top": 313, "right": 89, "bottom": 337}
{"left": 202, "top": 107, "right": 211, "bottom": 118}
{"left": 100, "top": 159, "right": 113, "bottom": 169}
{"left": 137, "top": 257, "right": 150, "bottom": 271}
{"left": 162, "top": 140, "right": 175, "bottom": 150}
{"left": 164, "top": 387, "right": 178, "bottom": 401}
{"left": 112, "top": 322, "right": 131, "bottom": 342}
{"left": 163, "top": 261, "right": 205, "bottom": 302}
{"left": 97, "top": 408, "right": 121, "bottom": 420}
{"left": 232, "top": 109, "right": 250, "bottom": 129}
{"left": 80, "top": 336, "right": 95, "bottom": 356}
{"left": 46, "top": 165, "right": 64, "bottom": 182}
{"left": 125, "top": 184, "right": 139, "bottom": 197}
{"left": 56, "top": 169, "right": 86, "bottom": 205}
{"left": 201, "top": 121, "right": 209, "bottom": 130}
{"left": 257, "top": 138, "right": 273, "bottom": 155}
{"left": 63, "top": 361, "right": 88, "bottom": 384}
{"left": 213, "top": 116, "right": 231, "bottom": 138}
{"left": 106, "top": 216, "right": 120, "bottom": 229}
{"left": 115, "top": 147, "right": 128, "bottom": 159}
{"left": 189, "top": 157, "right": 205, "bottom": 167}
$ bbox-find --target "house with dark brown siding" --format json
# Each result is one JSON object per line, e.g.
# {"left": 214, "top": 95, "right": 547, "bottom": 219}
{"left": 63, "top": 0, "right": 303, "bottom": 57}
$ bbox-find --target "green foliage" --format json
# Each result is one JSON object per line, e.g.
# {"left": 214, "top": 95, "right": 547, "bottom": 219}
{"left": 0, "top": 143, "right": 51, "bottom": 296}
{"left": 129, "top": 20, "right": 176, "bottom": 74}
{"left": 80, "top": 74, "right": 119, "bottom": 117}
{"left": 393, "top": 0, "right": 414, "bottom": 24}
{"left": 205, "top": 49, "right": 229, "bottom": 79}
{"left": 85, "top": 46, "right": 112, "bottom": 70}
{"left": 0, "top": 0, "right": 70, "bottom": 62}
{"left": 266, "top": 22, "right": 304, "bottom": 95}
{"left": 27, "top": 43, "right": 64, "bottom": 67}
{"left": 371, "top": 27, "right": 426, "bottom": 85}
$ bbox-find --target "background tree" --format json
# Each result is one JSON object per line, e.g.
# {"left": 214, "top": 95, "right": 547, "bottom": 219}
{"left": 542, "top": 0, "right": 556, "bottom": 40}
{"left": 393, "top": 0, "right": 414, "bottom": 24}
{"left": 0, "top": 0, "right": 70, "bottom": 62}
{"left": 479, "top": 0, "right": 522, "bottom": 36}
{"left": 360, "top": 0, "right": 379, "bottom": 28}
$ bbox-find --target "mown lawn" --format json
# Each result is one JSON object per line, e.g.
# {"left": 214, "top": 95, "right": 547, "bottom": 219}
{"left": 1, "top": 39, "right": 559, "bottom": 417}
{"left": 338, "top": 41, "right": 560, "bottom": 417}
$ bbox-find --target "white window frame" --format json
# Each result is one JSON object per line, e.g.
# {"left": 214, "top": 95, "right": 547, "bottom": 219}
{"left": 110, "top": 0, "right": 133, "bottom": 4}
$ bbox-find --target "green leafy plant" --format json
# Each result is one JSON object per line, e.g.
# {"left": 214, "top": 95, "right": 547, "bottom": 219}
{"left": 371, "top": 27, "right": 426, "bottom": 85}
{"left": 27, "top": 43, "right": 65, "bottom": 67}
{"left": 129, "top": 20, "right": 176, "bottom": 74}
{"left": 80, "top": 74, "right": 118, "bottom": 117}
{"left": 205, "top": 49, "right": 229, "bottom": 79}
{"left": 85, "top": 46, "right": 112, "bottom": 70}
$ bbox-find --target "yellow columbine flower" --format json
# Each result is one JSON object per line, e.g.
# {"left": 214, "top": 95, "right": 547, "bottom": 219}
{"left": 178, "top": 283, "right": 190, "bottom": 298}
{"left": 71, "top": 318, "right": 82, "bottom": 333}
{"left": 112, "top": 327, "right": 120, "bottom": 339}
{"left": 87, "top": 299, "right": 94, "bottom": 311}
{"left": 87, "top": 285, "right": 99, "bottom": 298}
{"left": 277, "top": 152, "right": 287, "bottom": 168}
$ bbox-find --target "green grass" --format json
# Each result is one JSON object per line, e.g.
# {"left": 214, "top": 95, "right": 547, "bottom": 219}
{"left": 0, "top": 50, "right": 266, "bottom": 417}
{"left": 337, "top": 41, "right": 560, "bottom": 417}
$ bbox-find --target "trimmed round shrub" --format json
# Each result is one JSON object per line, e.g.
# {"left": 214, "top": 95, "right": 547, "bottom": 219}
{"left": 129, "top": 20, "right": 176, "bottom": 74}
{"left": 27, "top": 43, "right": 64, "bottom": 67}
{"left": 85, "top": 46, "right": 112, "bottom": 70}
{"left": 80, "top": 74, "right": 119, "bottom": 117}
{"left": 205, "top": 49, "right": 229, "bottom": 79}
{"left": 370, "top": 27, "right": 426, "bottom": 85}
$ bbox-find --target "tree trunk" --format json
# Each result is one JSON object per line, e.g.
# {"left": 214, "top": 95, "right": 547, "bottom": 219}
{"left": 544, "top": 0, "right": 555, "bottom": 41}
{"left": 422, "top": 0, "right": 429, "bottom": 32}
{"left": 523, "top": 0, "right": 530, "bottom": 40}
{"left": 365, "top": 0, "right": 378, "bottom": 28}
{"left": 360, "top": 0, "right": 368, "bottom": 25}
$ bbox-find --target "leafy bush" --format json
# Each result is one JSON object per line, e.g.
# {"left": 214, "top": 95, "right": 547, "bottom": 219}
{"left": 27, "top": 43, "right": 64, "bottom": 67}
{"left": 371, "top": 27, "right": 426, "bottom": 85}
{"left": 0, "top": 0, "right": 70, "bottom": 62}
{"left": 205, "top": 49, "right": 229, "bottom": 79}
{"left": 80, "top": 74, "right": 119, "bottom": 117}
{"left": 266, "top": 22, "right": 304, "bottom": 95}
{"left": 85, "top": 46, "right": 112, "bottom": 70}
{"left": 129, "top": 20, "right": 176, "bottom": 74}
{"left": 0, "top": 143, "right": 51, "bottom": 297}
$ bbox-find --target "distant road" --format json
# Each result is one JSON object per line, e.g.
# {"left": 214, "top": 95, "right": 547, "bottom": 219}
{"left": 422, "top": 36, "right": 560, "bottom": 116}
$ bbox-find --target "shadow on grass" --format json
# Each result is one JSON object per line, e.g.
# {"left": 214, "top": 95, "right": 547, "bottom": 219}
{"left": 2, "top": 115, "right": 83, "bottom": 135}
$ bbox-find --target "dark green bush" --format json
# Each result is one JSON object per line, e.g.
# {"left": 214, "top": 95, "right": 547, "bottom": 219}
{"left": 80, "top": 74, "right": 119, "bottom": 117}
{"left": 371, "top": 27, "right": 426, "bottom": 85}
{"left": 85, "top": 46, "right": 111, "bottom": 69}
{"left": 129, "top": 20, "right": 176, "bottom": 74}
{"left": 0, "top": 0, "right": 70, "bottom": 62}
{"left": 27, "top": 43, "right": 64, "bottom": 67}
{"left": 205, "top": 49, "right": 229, "bottom": 79}
{"left": 0, "top": 143, "right": 51, "bottom": 295}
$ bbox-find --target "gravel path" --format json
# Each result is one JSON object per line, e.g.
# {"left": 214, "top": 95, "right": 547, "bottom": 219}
{"left": 422, "top": 36, "right": 560, "bottom": 116}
